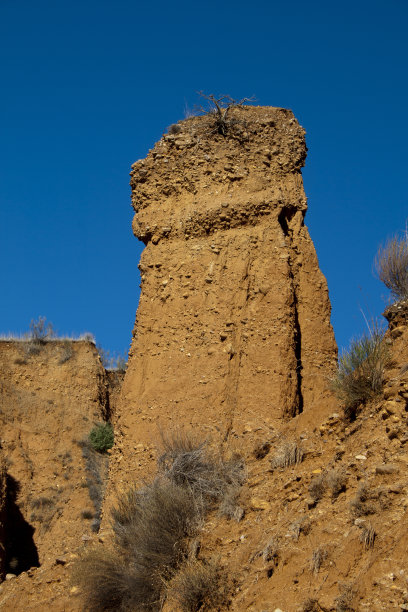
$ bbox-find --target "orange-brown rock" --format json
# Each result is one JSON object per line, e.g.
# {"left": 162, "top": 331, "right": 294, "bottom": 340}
{"left": 110, "top": 106, "right": 337, "bottom": 489}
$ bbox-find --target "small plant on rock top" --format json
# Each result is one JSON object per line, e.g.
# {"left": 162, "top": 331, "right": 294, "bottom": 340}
{"left": 89, "top": 423, "right": 114, "bottom": 453}
{"left": 29, "top": 316, "right": 54, "bottom": 343}
{"left": 195, "top": 91, "right": 255, "bottom": 138}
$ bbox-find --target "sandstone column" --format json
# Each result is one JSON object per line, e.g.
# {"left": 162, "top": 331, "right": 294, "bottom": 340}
{"left": 110, "top": 106, "right": 337, "bottom": 485}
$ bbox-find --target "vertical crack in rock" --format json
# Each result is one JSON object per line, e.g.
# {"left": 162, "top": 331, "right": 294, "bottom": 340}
{"left": 278, "top": 206, "right": 304, "bottom": 417}
{"left": 223, "top": 253, "right": 253, "bottom": 440}
{"left": 292, "top": 278, "right": 304, "bottom": 415}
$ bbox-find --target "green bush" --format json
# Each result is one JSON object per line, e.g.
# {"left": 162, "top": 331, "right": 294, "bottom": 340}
{"left": 330, "top": 325, "right": 389, "bottom": 418}
{"left": 89, "top": 423, "right": 114, "bottom": 453}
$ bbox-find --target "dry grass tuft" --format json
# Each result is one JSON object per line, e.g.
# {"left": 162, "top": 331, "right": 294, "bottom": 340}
{"left": 72, "top": 547, "right": 160, "bottom": 612}
{"left": 360, "top": 523, "right": 376, "bottom": 548}
{"left": 270, "top": 441, "right": 304, "bottom": 471}
{"left": 290, "top": 517, "right": 311, "bottom": 541}
{"left": 330, "top": 325, "right": 389, "bottom": 418}
{"left": 111, "top": 478, "right": 201, "bottom": 564}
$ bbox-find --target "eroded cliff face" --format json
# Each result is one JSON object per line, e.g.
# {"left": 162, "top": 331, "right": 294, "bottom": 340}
{"left": 0, "top": 340, "right": 110, "bottom": 574}
{"left": 110, "top": 106, "right": 337, "bottom": 488}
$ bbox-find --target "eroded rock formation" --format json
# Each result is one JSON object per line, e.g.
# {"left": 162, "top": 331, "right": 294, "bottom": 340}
{"left": 110, "top": 105, "right": 337, "bottom": 487}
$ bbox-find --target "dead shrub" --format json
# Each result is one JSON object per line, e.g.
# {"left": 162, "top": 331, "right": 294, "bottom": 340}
{"left": 29, "top": 316, "right": 54, "bottom": 344}
{"left": 309, "top": 468, "right": 347, "bottom": 504}
{"left": 350, "top": 483, "right": 383, "bottom": 517}
{"left": 167, "top": 560, "right": 230, "bottom": 611}
{"left": 335, "top": 583, "right": 354, "bottom": 612}
{"left": 217, "top": 485, "right": 245, "bottom": 521}
{"left": 375, "top": 230, "right": 408, "bottom": 301}
{"left": 270, "top": 441, "right": 304, "bottom": 471}
{"left": 29, "top": 496, "right": 56, "bottom": 532}
{"left": 262, "top": 537, "right": 279, "bottom": 564}
{"left": 301, "top": 599, "right": 321, "bottom": 612}
{"left": 75, "top": 430, "right": 243, "bottom": 611}
{"left": 326, "top": 468, "right": 347, "bottom": 500}
{"left": 309, "top": 473, "right": 326, "bottom": 503}
{"left": 195, "top": 92, "right": 255, "bottom": 138}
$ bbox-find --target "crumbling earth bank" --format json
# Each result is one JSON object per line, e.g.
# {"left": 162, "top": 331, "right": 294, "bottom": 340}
{"left": 0, "top": 339, "right": 114, "bottom": 610}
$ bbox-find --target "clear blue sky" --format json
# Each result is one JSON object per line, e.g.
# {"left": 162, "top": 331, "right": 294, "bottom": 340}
{"left": 1, "top": 0, "right": 407, "bottom": 355}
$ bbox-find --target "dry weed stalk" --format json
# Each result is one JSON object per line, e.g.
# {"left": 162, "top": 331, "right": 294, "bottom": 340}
{"left": 270, "top": 441, "right": 304, "bottom": 471}
{"left": 310, "top": 547, "right": 327, "bottom": 574}
{"left": 360, "top": 523, "right": 376, "bottom": 548}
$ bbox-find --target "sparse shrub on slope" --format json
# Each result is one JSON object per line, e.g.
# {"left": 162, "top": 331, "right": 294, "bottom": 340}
{"left": 72, "top": 546, "right": 159, "bottom": 612}
{"left": 111, "top": 478, "right": 201, "bottom": 567}
{"left": 74, "top": 431, "right": 245, "bottom": 611}
{"left": 375, "top": 229, "right": 408, "bottom": 301}
{"left": 330, "top": 325, "right": 389, "bottom": 418}
{"left": 76, "top": 479, "right": 201, "bottom": 611}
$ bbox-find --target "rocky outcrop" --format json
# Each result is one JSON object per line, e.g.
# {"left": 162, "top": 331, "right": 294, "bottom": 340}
{"left": 109, "top": 106, "right": 337, "bottom": 489}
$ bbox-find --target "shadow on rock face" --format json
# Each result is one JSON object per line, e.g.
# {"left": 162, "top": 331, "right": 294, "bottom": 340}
{"left": 5, "top": 474, "right": 40, "bottom": 574}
